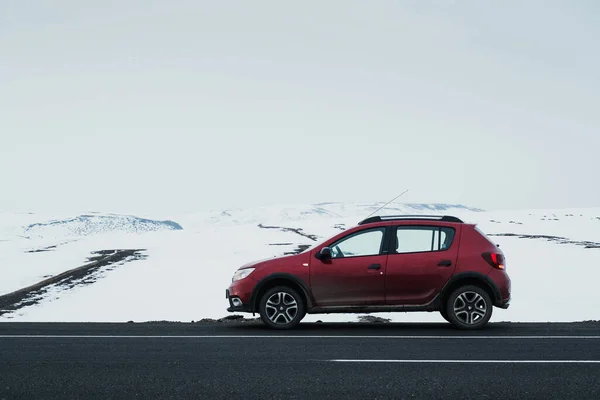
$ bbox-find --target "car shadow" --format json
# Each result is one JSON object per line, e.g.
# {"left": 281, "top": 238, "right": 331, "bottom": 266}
{"left": 222, "top": 320, "right": 514, "bottom": 333}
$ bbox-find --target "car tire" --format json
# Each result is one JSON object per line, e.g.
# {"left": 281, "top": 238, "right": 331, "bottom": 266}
{"left": 446, "top": 285, "right": 493, "bottom": 330}
{"left": 258, "top": 286, "right": 306, "bottom": 329}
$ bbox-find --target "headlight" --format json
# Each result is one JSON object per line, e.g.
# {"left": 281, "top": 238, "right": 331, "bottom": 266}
{"left": 232, "top": 268, "right": 255, "bottom": 282}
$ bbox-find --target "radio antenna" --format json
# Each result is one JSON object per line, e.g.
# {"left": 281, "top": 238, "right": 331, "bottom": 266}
{"left": 364, "top": 189, "right": 409, "bottom": 219}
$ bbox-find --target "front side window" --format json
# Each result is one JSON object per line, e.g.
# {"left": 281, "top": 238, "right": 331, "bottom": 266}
{"left": 394, "top": 226, "right": 455, "bottom": 254}
{"left": 330, "top": 228, "right": 385, "bottom": 258}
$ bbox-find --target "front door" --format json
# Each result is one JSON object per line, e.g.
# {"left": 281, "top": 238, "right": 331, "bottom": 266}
{"left": 385, "top": 224, "right": 460, "bottom": 305}
{"left": 310, "top": 227, "right": 388, "bottom": 307}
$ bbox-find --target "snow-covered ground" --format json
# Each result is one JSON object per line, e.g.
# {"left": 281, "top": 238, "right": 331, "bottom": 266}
{"left": 1, "top": 203, "right": 599, "bottom": 323}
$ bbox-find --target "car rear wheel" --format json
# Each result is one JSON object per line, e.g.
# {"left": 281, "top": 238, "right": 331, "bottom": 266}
{"left": 258, "top": 286, "right": 306, "bottom": 329}
{"left": 446, "top": 285, "right": 493, "bottom": 330}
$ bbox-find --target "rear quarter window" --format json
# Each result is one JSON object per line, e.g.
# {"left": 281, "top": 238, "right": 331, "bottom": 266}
{"left": 395, "top": 226, "right": 456, "bottom": 253}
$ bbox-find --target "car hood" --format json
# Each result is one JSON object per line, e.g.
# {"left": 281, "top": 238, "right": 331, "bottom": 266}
{"left": 237, "top": 257, "right": 273, "bottom": 270}
{"left": 237, "top": 252, "right": 306, "bottom": 270}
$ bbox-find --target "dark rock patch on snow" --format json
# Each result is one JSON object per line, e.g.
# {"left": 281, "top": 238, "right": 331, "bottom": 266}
{"left": 0, "top": 249, "right": 147, "bottom": 317}
{"left": 489, "top": 233, "right": 600, "bottom": 249}
{"left": 358, "top": 315, "right": 391, "bottom": 323}
{"left": 284, "top": 244, "right": 312, "bottom": 255}
{"left": 257, "top": 223, "right": 318, "bottom": 241}
{"left": 26, "top": 245, "right": 58, "bottom": 253}
{"left": 25, "top": 241, "right": 75, "bottom": 253}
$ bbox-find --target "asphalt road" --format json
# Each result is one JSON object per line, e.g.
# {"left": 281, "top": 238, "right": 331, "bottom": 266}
{"left": 1, "top": 321, "right": 600, "bottom": 399}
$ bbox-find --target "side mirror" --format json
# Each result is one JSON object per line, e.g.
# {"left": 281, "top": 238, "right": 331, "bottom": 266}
{"left": 316, "top": 247, "right": 332, "bottom": 260}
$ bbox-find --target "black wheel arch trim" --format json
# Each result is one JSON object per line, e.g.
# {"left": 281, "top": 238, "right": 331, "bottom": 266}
{"left": 250, "top": 273, "right": 314, "bottom": 312}
{"left": 440, "top": 271, "right": 502, "bottom": 305}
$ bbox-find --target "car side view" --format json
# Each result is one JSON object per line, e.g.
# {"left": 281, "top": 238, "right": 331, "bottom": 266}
{"left": 225, "top": 215, "right": 511, "bottom": 330}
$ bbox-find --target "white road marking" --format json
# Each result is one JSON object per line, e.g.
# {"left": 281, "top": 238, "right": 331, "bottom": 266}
{"left": 0, "top": 335, "right": 599, "bottom": 339}
{"left": 330, "top": 359, "right": 600, "bottom": 363}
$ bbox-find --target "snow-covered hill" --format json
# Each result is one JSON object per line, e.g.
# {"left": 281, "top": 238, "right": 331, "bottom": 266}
{"left": 183, "top": 202, "right": 484, "bottom": 228}
{"left": 23, "top": 214, "right": 182, "bottom": 240}
{"left": 0, "top": 212, "right": 182, "bottom": 244}
{"left": 1, "top": 202, "right": 599, "bottom": 323}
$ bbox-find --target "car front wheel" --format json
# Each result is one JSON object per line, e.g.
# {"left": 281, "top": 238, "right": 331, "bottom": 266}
{"left": 446, "top": 285, "right": 493, "bottom": 330}
{"left": 258, "top": 286, "right": 306, "bottom": 329}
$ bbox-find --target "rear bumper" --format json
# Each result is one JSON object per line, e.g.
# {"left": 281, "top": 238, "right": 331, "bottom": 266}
{"left": 488, "top": 268, "right": 511, "bottom": 309}
{"left": 498, "top": 297, "right": 511, "bottom": 309}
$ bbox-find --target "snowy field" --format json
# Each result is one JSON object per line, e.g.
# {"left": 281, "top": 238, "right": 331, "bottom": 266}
{"left": 1, "top": 203, "right": 599, "bottom": 323}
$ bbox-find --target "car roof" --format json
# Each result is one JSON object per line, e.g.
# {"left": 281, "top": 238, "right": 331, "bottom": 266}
{"left": 357, "top": 215, "right": 464, "bottom": 225}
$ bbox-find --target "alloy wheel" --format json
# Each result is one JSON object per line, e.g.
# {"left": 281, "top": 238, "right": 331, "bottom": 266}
{"left": 453, "top": 291, "right": 488, "bottom": 325}
{"left": 264, "top": 292, "right": 299, "bottom": 325}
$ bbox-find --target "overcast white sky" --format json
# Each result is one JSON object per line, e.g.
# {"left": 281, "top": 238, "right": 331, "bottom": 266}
{"left": 1, "top": 0, "right": 598, "bottom": 215}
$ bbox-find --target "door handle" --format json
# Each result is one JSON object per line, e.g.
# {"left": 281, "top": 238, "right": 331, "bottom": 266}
{"left": 438, "top": 260, "right": 452, "bottom": 267}
{"left": 367, "top": 264, "right": 381, "bottom": 270}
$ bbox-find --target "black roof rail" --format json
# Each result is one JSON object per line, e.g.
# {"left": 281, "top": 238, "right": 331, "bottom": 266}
{"left": 358, "top": 215, "right": 464, "bottom": 225}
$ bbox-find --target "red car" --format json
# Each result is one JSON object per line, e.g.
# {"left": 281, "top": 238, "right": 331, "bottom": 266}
{"left": 226, "top": 215, "right": 511, "bottom": 329}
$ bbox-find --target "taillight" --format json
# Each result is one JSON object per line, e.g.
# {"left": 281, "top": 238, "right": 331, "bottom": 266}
{"left": 482, "top": 252, "right": 505, "bottom": 270}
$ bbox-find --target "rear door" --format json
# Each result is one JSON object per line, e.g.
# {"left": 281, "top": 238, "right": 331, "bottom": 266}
{"left": 310, "top": 226, "right": 388, "bottom": 306}
{"left": 385, "top": 224, "right": 460, "bottom": 305}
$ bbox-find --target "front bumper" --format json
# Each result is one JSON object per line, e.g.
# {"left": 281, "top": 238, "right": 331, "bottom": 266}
{"left": 226, "top": 288, "right": 252, "bottom": 313}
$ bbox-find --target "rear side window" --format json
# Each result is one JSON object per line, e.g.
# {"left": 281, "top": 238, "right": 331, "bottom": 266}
{"left": 394, "top": 226, "right": 455, "bottom": 254}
